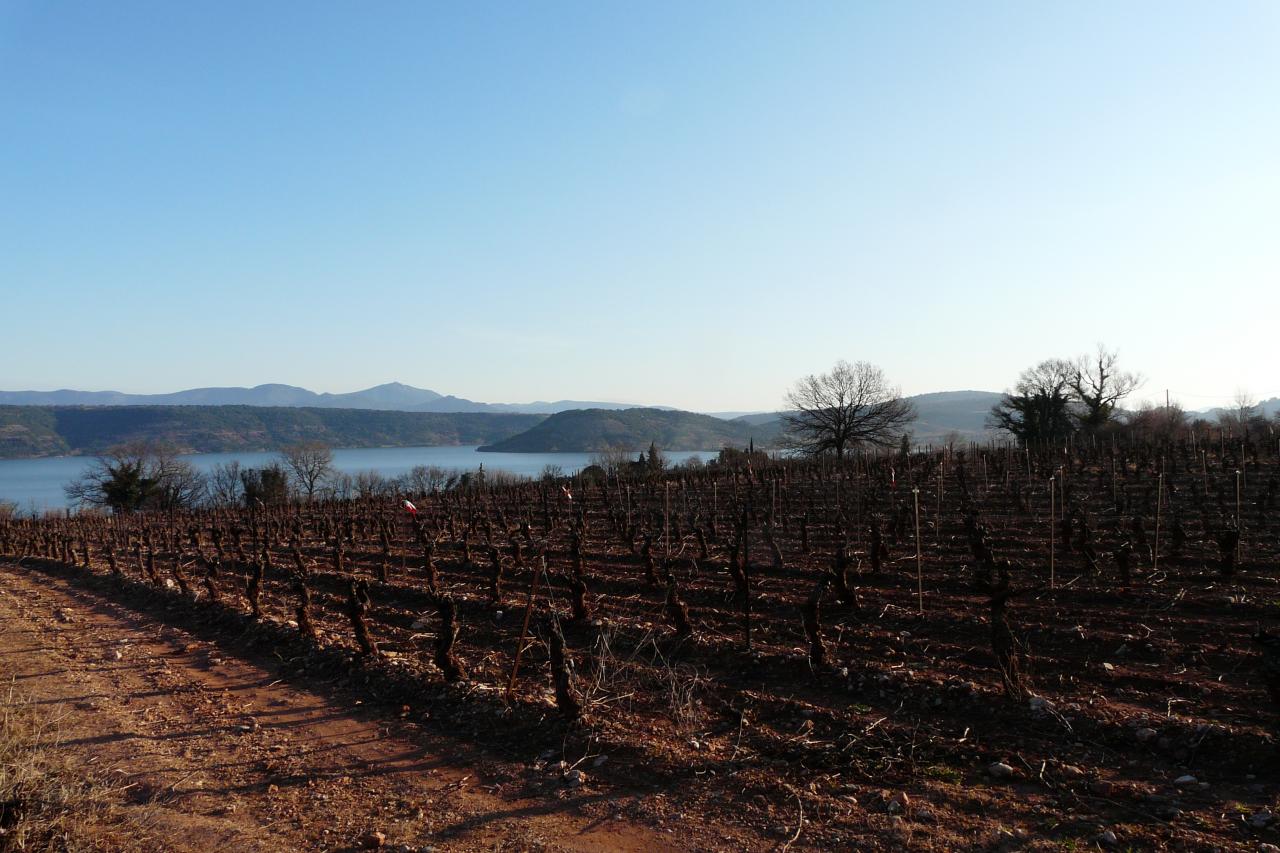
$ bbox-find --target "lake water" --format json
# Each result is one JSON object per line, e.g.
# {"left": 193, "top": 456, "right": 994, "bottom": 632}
{"left": 0, "top": 446, "right": 714, "bottom": 512}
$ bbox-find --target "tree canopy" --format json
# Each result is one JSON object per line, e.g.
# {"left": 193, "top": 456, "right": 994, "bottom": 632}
{"left": 1070, "top": 345, "right": 1143, "bottom": 433}
{"left": 781, "top": 361, "right": 916, "bottom": 459}
{"left": 280, "top": 441, "right": 334, "bottom": 501}
{"left": 989, "top": 346, "right": 1141, "bottom": 444}
{"left": 988, "top": 359, "right": 1077, "bottom": 446}
{"left": 64, "top": 443, "right": 206, "bottom": 512}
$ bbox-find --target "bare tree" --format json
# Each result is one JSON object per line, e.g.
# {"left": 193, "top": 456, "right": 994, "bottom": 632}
{"left": 1234, "top": 389, "right": 1258, "bottom": 422}
{"left": 354, "top": 469, "right": 390, "bottom": 499}
{"left": 988, "top": 359, "right": 1076, "bottom": 445}
{"left": 1219, "top": 389, "right": 1260, "bottom": 436}
{"left": 149, "top": 451, "right": 206, "bottom": 509}
{"left": 1070, "top": 345, "right": 1142, "bottom": 432}
{"left": 65, "top": 442, "right": 206, "bottom": 512}
{"left": 280, "top": 441, "right": 334, "bottom": 502}
{"left": 1127, "top": 401, "right": 1187, "bottom": 442}
{"left": 207, "top": 461, "right": 243, "bottom": 507}
{"left": 589, "top": 446, "right": 636, "bottom": 477}
{"left": 406, "top": 465, "right": 450, "bottom": 494}
{"left": 781, "top": 360, "right": 916, "bottom": 459}
{"left": 329, "top": 472, "right": 355, "bottom": 501}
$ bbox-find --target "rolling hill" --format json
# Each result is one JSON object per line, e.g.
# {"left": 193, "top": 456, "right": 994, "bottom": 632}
{"left": 0, "top": 389, "right": 1015, "bottom": 457}
{"left": 907, "top": 390, "right": 1004, "bottom": 440}
{"left": 479, "top": 408, "right": 780, "bottom": 453}
{"left": 0, "top": 406, "right": 544, "bottom": 459}
{"left": 1196, "top": 398, "right": 1280, "bottom": 420}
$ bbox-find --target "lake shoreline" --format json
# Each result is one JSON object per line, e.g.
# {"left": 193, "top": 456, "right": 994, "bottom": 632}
{"left": 1, "top": 442, "right": 717, "bottom": 463}
{"left": 0, "top": 445, "right": 715, "bottom": 511}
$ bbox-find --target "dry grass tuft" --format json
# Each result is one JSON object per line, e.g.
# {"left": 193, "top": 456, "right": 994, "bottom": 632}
{"left": 0, "top": 681, "right": 147, "bottom": 852}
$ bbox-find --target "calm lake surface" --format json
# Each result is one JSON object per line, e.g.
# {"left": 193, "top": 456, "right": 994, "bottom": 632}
{"left": 0, "top": 446, "right": 713, "bottom": 512}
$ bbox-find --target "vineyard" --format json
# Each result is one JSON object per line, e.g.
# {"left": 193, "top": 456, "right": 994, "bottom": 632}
{"left": 3, "top": 433, "right": 1280, "bottom": 851}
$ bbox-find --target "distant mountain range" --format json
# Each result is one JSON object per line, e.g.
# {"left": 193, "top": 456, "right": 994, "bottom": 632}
{"left": 5, "top": 382, "right": 1266, "bottom": 424}
{"left": 0, "top": 387, "right": 1017, "bottom": 458}
{"left": 1198, "top": 398, "right": 1280, "bottom": 420}
{"left": 0, "top": 382, "right": 661, "bottom": 415}
{"left": 2, "top": 386, "right": 1268, "bottom": 461}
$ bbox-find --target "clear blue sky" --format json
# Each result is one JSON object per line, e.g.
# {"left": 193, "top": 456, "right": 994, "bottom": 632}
{"left": 3, "top": 2, "right": 1277, "bottom": 411}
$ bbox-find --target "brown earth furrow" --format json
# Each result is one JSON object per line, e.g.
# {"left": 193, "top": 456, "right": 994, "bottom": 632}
{"left": 0, "top": 562, "right": 703, "bottom": 852}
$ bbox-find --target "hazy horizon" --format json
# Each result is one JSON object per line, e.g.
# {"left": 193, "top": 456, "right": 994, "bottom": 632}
{"left": 0, "top": 378, "right": 1001, "bottom": 413}
{"left": 1, "top": 380, "right": 1272, "bottom": 417}
{"left": 4, "top": 3, "right": 1278, "bottom": 411}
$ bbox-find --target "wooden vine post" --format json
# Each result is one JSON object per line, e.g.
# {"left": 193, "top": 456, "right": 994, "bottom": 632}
{"left": 1236, "top": 469, "right": 1243, "bottom": 562}
{"left": 1049, "top": 475, "right": 1056, "bottom": 590}
{"left": 1058, "top": 467, "right": 1065, "bottom": 524}
{"left": 936, "top": 464, "right": 943, "bottom": 547}
{"left": 913, "top": 486, "right": 923, "bottom": 614}
{"left": 664, "top": 481, "right": 671, "bottom": 560}
{"left": 1153, "top": 472, "right": 1163, "bottom": 572}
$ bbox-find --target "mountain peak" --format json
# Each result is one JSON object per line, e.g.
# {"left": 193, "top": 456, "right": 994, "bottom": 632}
{"left": 330, "top": 383, "right": 444, "bottom": 405}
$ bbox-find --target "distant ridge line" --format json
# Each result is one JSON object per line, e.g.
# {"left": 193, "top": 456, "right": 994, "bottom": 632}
{"left": 0, "top": 383, "right": 659, "bottom": 415}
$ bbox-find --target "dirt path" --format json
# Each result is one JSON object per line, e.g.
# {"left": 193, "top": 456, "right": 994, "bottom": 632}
{"left": 0, "top": 561, "right": 706, "bottom": 852}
